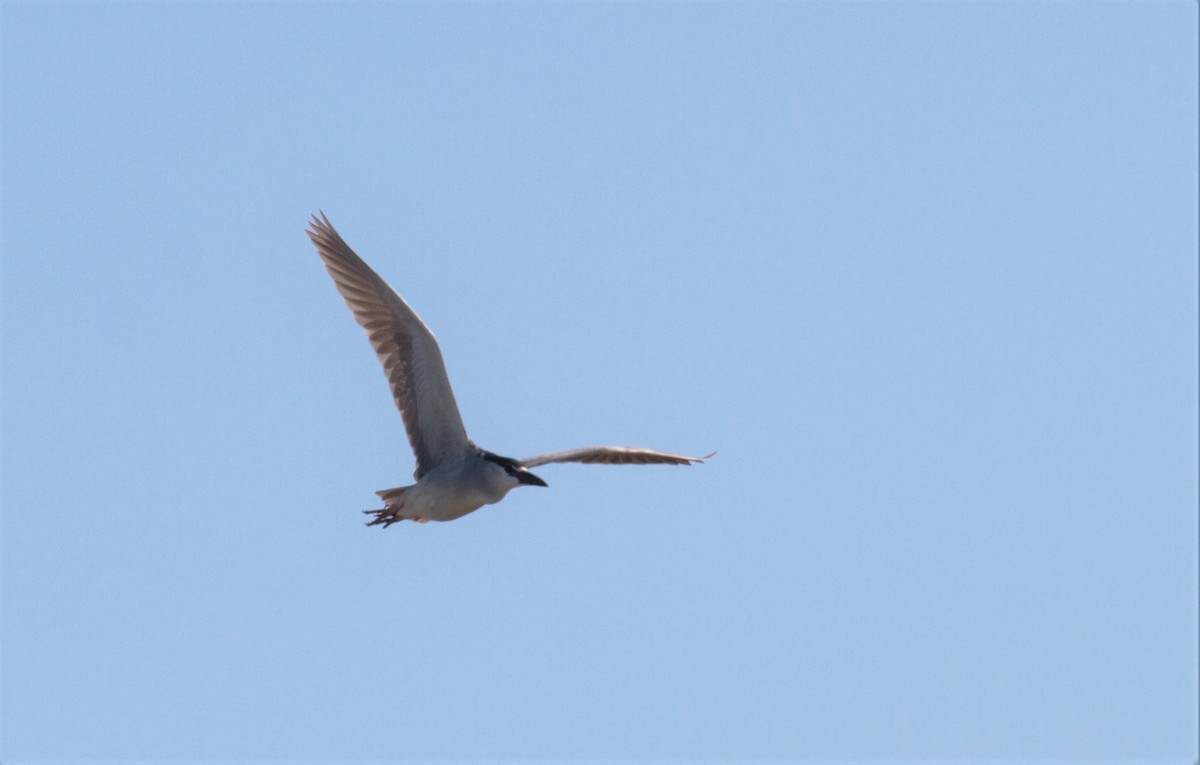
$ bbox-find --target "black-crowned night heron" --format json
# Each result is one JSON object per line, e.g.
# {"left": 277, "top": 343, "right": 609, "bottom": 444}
{"left": 307, "top": 212, "right": 712, "bottom": 526}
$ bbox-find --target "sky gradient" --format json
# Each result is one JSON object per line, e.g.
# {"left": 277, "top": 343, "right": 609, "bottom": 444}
{"left": 2, "top": 2, "right": 1197, "bottom": 761}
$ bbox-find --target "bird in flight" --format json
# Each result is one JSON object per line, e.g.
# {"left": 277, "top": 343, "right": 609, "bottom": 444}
{"left": 307, "top": 212, "right": 712, "bottom": 526}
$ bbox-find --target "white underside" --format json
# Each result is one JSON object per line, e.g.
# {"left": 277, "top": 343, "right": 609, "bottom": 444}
{"left": 383, "top": 461, "right": 520, "bottom": 522}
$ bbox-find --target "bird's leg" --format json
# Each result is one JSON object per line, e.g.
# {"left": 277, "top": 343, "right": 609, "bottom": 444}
{"left": 363, "top": 506, "right": 429, "bottom": 527}
{"left": 364, "top": 505, "right": 403, "bottom": 527}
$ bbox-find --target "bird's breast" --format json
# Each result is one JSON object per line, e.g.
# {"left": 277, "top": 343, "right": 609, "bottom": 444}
{"left": 405, "top": 473, "right": 512, "bottom": 522}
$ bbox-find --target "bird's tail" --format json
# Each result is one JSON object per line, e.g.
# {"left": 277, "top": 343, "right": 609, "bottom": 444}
{"left": 375, "top": 485, "right": 409, "bottom": 509}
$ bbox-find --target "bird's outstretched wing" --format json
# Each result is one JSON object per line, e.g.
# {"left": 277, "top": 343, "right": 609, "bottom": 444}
{"left": 518, "top": 447, "right": 715, "bottom": 468}
{"left": 307, "top": 212, "right": 470, "bottom": 479}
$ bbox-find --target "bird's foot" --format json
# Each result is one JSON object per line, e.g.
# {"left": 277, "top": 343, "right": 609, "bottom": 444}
{"left": 363, "top": 507, "right": 398, "bottom": 527}
{"left": 363, "top": 506, "right": 427, "bottom": 527}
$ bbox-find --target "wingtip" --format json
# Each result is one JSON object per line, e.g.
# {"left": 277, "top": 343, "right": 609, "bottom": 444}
{"left": 694, "top": 451, "right": 717, "bottom": 463}
{"left": 307, "top": 210, "right": 333, "bottom": 234}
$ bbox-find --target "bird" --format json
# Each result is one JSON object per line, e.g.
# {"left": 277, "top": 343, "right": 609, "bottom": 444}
{"left": 306, "top": 212, "right": 713, "bottom": 526}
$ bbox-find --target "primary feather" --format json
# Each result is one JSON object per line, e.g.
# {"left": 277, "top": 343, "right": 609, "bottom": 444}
{"left": 307, "top": 212, "right": 470, "bottom": 479}
{"left": 520, "top": 447, "right": 714, "bottom": 468}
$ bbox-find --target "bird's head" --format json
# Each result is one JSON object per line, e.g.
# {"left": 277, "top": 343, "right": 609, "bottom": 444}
{"left": 479, "top": 449, "right": 548, "bottom": 488}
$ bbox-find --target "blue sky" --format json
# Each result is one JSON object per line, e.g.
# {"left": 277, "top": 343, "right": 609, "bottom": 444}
{"left": 2, "top": 2, "right": 1196, "bottom": 761}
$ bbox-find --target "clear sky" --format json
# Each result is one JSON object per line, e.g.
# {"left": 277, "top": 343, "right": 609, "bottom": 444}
{"left": 2, "top": 2, "right": 1197, "bottom": 762}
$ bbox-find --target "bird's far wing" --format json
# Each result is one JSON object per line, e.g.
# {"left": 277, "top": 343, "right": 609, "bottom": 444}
{"left": 518, "top": 446, "right": 715, "bottom": 468}
{"left": 307, "top": 212, "right": 470, "bottom": 479}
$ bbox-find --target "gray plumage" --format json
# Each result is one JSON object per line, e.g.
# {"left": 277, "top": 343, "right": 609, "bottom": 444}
{"left": 307, "top": 212, "right": 712, "bottom": 526}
